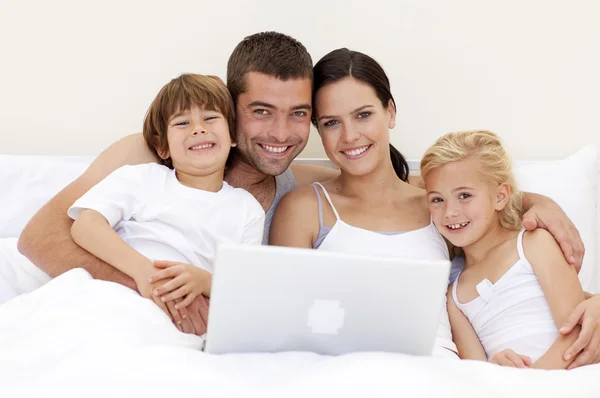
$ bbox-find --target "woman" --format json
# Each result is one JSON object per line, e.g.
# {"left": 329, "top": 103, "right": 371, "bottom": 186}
{"left": 269, "top": 48, "right": 458, "bottom": 357}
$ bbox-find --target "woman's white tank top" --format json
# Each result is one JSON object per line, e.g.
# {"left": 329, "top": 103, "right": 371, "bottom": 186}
{"left": 312, "top": 183, "right": 457, "bottom": 357}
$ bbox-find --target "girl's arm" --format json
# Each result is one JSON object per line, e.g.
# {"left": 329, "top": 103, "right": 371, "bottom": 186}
{"left": 446, "top": 288, "right": 487, "bottom": 360}
{"left": 269, "top": 186, "right": 320, "bottom": 248}
{"left": 524, "top": 229, "right": 586, "bottom": 370}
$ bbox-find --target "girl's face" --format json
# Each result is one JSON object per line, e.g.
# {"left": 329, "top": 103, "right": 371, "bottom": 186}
{"left": 424, "top": 157, "right": 510, "bottom": 248}
{"left": 162, "top": 104, "right": 235, "bottom": 176}
{"left": 314, "top": 77, "right": 396, "bottom": 177}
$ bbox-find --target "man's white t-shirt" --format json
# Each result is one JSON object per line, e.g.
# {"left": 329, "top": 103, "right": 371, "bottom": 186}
{"left": 68, "top": 163, "right": 265, "bottom": 273}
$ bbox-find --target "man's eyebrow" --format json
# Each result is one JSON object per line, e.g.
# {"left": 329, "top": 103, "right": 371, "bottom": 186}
{"left": 248, "top": 101, "right": 275, "bottom": 109}
{"left": 318, "top": 104, "right": 374, "bottom": 121}
{"left": 291, "top": 103, "right": 312, "bottom": 111}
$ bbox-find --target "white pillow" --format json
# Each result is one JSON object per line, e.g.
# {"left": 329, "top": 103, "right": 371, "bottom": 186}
{"left": 0, "top": 155, "right": 91, "bottom": 238}
{"left": 514, "top": 145, "right": 599, "bottom": 293}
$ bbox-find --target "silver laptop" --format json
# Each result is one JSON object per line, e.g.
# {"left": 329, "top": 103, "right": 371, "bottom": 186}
{"left": 204, "top": 244, "right": 450, "bottom": 356}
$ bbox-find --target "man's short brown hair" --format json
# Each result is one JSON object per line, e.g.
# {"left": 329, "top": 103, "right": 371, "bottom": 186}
{"left": 227, "top": 31, "right": 313, "bottom": 106}
{"left": 143, "top": 74, "right": 235, "bottom": 168}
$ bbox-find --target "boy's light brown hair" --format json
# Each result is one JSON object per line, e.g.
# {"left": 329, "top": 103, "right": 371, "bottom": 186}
{"left": 226, "top": 31, "right": 313, "bottom": 106}
{"left": 143, "top": 74, "right": 235, "bottom": 169}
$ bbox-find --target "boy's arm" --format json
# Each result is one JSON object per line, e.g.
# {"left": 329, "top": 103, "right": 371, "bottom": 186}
{"left": 446, "top": 288, "right": 487, "bottom": 361}
{"left": 17, "top": 133, "right": 158, "bottom": 289}
{"left": 71, "top": 209, "right": 170, "bottom": 316}
{"left": 71, "top": 210, "right": 154, "bottom": 285}
{"left": 524, "top": 229, "right": 586, "bottom": 370}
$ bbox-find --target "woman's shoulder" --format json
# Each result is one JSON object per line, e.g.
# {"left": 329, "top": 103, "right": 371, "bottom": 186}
{"left": 277, "top": 183, "right": 321, "bottom": 211}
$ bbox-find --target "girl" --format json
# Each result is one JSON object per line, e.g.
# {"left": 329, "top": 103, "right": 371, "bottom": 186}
{"left": 68, "top": 74, "right": 265, "bottom": 324}
{"left": 269, "top": 48, "right": 458, "bottom": 357}
{"left": 420, "top": 130, "right": 584, "bottom": 369}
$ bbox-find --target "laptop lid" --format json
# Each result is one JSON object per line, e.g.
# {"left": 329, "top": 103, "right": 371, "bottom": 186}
{"left": 204, "top": 244, "right": 450, "bottom": 356}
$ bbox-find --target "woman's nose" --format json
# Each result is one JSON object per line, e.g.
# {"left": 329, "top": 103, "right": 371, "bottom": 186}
{"left": 340, "top": 124, "right": 360, "bottom": 143}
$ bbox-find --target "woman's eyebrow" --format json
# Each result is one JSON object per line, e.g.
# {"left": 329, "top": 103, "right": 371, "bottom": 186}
{"left": 318, "top": 104, "right": 374, "bottom": 121}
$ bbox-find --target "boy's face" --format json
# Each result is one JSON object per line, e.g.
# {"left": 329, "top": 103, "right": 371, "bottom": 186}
{"left": 233, "top": 72, "right": 312, "bottom": 176}
{"left": 163, "top": 104, "right": 235, "bottom": 177}
{"left": 424, "top": 157, "right": 501, "bottom": 248}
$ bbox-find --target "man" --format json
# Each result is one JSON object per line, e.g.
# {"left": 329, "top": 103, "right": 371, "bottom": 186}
{"left": 17, "top": 32, "right": 599, "bottom": 367}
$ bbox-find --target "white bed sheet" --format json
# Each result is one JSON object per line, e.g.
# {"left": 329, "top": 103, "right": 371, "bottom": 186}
{"left": 1, "top": 268, "right": 599, "bottom": 398}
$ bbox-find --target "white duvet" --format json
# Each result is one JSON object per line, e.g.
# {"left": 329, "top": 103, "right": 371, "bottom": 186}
{"left": 1, "top": 269, "right": 599, "bottom": 398}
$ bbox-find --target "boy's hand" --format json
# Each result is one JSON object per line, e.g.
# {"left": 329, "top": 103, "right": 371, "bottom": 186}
{"left": 489, "top": 349, "right": 532, "bottom": 368}
{"left": 149, "top": 260, "right": 212, "bottom": 309}
{"left": 134, "top": 270, "right": 173, "bottom": 319}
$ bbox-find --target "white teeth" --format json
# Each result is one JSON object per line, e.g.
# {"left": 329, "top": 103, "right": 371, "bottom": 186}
{"left": 261, "top": 145, "right": 288, "bottom": 153}
{"left": 447, "top": 222, "right": 469, "bottom": 230}
{"left": 343, "top": 145, "right": 370, "bottom": 156}
{"left": 190, "top": 143, "right": 214, "bottom": 150}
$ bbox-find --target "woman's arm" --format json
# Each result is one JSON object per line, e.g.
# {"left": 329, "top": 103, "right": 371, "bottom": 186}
{"left": 524, "top": 229, "right": 586, "bottom": 370}
{"left": 446, "top": 289, "right": 487, "bottom": 361}
{"left": 269, "top": 186, "right": 320, "bottom": 248}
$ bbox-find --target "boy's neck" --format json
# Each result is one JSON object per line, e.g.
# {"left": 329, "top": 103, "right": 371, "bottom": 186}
{"left": 462, "top": 222, "right": 518, "bottom": 266}
{"left": 175, "top": 169, "right": 225, "bottom": 192}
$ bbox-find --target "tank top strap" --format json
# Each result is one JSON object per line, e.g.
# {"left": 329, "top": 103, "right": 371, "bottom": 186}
{"left": 313, "top": 182, "right": 341, "bottom": 221}
{"left": 516, "top": 228, "right": 526, "bottom": 260}
{"left": 451, "top": 271, "right": 463, "bottom": 308}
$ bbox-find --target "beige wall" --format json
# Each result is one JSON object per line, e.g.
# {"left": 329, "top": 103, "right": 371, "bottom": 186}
{"left": 1, "top": 0, "right": 599, "bottom": 161}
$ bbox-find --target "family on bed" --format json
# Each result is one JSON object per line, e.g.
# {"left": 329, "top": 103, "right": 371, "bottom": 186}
{"left": 16, "top": 31, "right": 600, "bottom": 370}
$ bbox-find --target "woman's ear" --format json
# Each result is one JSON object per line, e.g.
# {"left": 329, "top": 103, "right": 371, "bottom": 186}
{"left": 494, "top": 183, "right": 511, "bottom": 211}
{"left": 387, "top": 99, "right": 397, "bottom": 129}
{"left": 231, "top": 140, "right": 237, "bottom": 148}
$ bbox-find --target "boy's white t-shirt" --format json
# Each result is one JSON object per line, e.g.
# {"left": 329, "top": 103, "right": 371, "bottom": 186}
{"left": 68, "top": 163, "right": 265, "bottom": 273}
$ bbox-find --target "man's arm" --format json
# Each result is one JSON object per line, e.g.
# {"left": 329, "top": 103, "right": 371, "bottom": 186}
{"left": 17, "top": 133, "right": 158, "bottom": 289}
{"left": 520, "top": 192, "right": 585, "bottom": 269}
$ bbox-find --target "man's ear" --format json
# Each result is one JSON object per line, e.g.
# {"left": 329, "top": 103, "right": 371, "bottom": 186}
{"left": 495, "top": 183, "right": 511, "bottom": 211}
{"left": 387, "top": 99, "right": 397, "bottom": 129}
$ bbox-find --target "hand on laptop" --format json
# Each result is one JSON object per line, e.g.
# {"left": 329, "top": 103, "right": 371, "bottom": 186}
{"left": 489, "top": 349, "right": 532, "bottom": 368}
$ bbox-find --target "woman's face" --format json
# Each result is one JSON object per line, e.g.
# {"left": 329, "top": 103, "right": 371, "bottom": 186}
{"left": 314, "top": 77, "right": 396, "bottom": 176}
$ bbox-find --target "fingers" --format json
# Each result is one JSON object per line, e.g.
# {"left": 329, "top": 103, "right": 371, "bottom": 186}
{"left": 521, "top": 213, "right": 537, "bottom": 231}
{"left": 186, "top": 295, "right": 209, "bottom": 336}
{"left": 565, "top": 318, "right": 599, "bottom": 363}
{"left": 558, "top": 239, "right": 577, "bottom": 266}
{"left": 149, "top": 266, "right": 182, "bottom": 283}
{"left": 165, "top": 300, "right": 182, "bottom": 328}
{"left": 153, "top": 260, "right": 180, "bottom": 269}
{"left": 152, "top": 296, "right": 171, "bottom": 319}
{"left": 560, "top": 302, "right": 586, "bottom": 336}
{"left": 153, "top": 274, "right": 187, "bottom": 296}
{"left": 176, "top": 293, "right": 197, "bottom": 309}
{"left": 161, "top": 285, "right": 191, "bottom": 303}
{"left": 521, "top": 355, "right": 533, "bottom": 367}
{"left": 505, "top": 350, "right": 528, "bottom": 368}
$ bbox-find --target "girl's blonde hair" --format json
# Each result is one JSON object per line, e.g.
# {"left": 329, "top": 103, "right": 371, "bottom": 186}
{"left": 420, "top": 130, "right": 523, "bottom": 230}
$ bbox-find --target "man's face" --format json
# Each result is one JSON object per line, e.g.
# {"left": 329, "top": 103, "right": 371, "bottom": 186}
{"left": 234, "top": 72, "right": 312, "bottom": 176}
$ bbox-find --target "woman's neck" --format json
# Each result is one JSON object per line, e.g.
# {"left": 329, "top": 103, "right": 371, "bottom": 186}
{"left": 338, "top": 159, "right": 407, "bottom": 200}
{"left": 462, "top": 221, "right": 516, "bottom": 266}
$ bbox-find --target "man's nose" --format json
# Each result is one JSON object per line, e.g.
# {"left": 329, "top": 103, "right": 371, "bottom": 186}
{"left": 269, "top": 115, "right": 290, "bottom": 143}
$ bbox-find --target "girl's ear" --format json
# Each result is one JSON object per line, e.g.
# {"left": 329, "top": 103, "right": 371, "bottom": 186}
{"left": 494, "top": 183, "right": 511, "bottom": 211}
{"left": 387, "top": 99, "right": 397, "bottom": 129}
